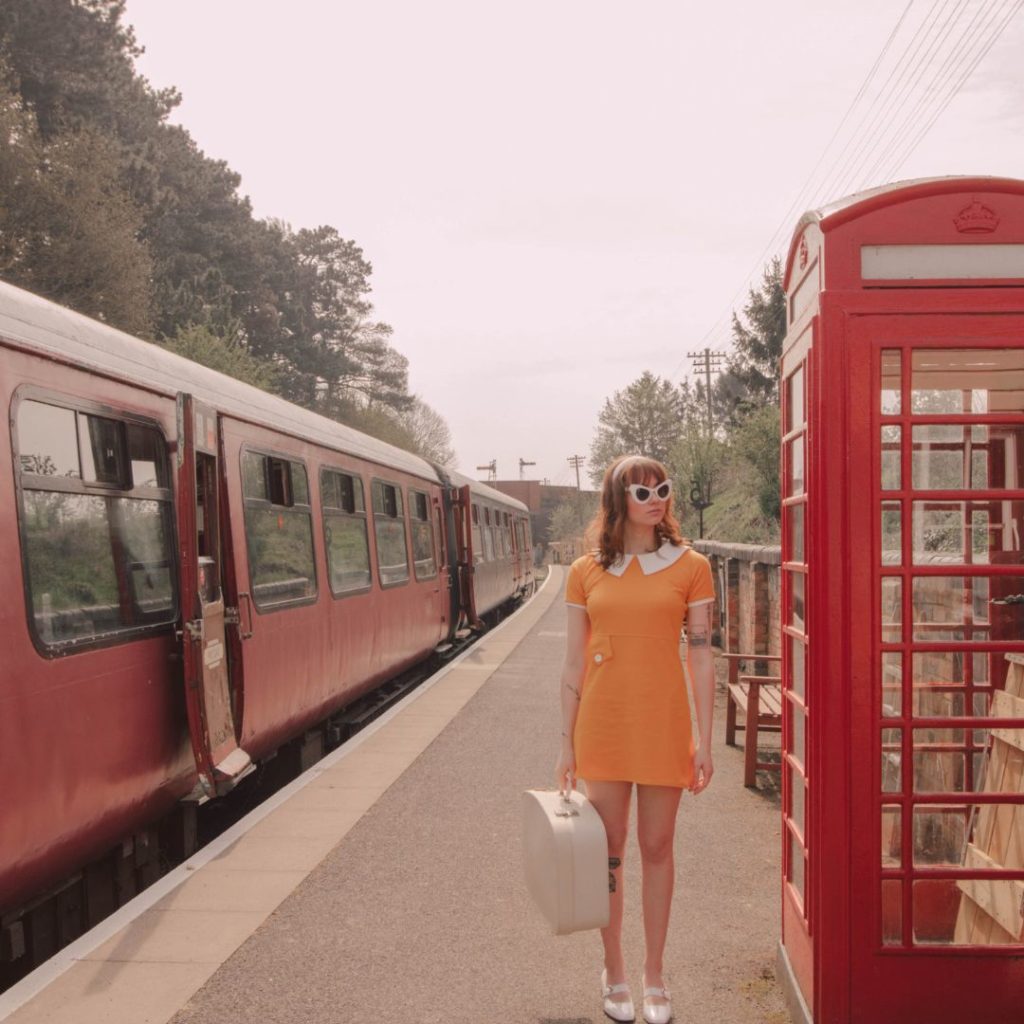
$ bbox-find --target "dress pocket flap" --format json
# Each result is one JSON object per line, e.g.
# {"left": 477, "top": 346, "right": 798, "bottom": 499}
{"left": 587, "top": 635, "right": 614, "bottom": 667}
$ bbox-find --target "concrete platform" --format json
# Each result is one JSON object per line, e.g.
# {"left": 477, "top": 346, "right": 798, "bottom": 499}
{"left": 1, "top": 566, "right": 789, "bottom": 1024}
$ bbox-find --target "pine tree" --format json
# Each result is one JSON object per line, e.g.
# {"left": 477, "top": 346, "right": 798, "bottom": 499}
{"left": 588, "top": 372, "right": 685, "bottom": 485}
{"left": 723, "top": 257, "right": 787, "bottom": 417}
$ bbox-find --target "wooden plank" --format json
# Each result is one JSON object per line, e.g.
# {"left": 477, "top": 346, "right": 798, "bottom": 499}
{"left": 954, "top": 654, "right": 1024, "bottom": 944}
{"left": 956, "top": 845, "right": 1024, "bottom": 940}
{"left": 990, "top": 690, "right": 1024, "bottom": 754}
{"left": 728, "top": 683, "right": 750, "bottom": 712}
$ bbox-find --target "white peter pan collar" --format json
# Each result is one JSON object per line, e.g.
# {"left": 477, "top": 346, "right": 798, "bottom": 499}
{"left": 603, "top": 541, "right": 688, "bottom": 577}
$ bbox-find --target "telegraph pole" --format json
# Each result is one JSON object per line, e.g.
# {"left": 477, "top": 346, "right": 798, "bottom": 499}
{"left": 476, "top": 459, "right": 496, "bottom": 482}
{"left": 519, "top": 458, "right": 536, "bottom": 480}
{"left": 687, "top": 347, "right": 726, "bottom": 434}
{"left": 567, "top": 455, "right": 585, "bottom": 491}
{"left": 567, "top": 454, "right": 586, "bottom": 527}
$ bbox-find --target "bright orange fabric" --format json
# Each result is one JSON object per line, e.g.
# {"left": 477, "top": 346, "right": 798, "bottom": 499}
{"left": 565, "top": 545, "right": 715, "bottom": 788}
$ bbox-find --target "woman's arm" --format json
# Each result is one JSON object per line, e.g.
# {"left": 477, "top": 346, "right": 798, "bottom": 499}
{"left": 686, "top": 601, "right": 715, "bottom": 794}
{"left": 555, "top": 605, "right": 589, "bottom": 790}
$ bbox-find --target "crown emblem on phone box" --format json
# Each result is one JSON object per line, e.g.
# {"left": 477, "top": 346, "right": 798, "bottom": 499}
{"left": 954, "top": 199, "right": 999, "bottom": 234}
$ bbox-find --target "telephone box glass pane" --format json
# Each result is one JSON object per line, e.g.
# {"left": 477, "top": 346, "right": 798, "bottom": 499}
{"left": 882, "top": 880, "right": 902, "bottom": 946}
{"left": 788, "top": 366, "right": 805, "bottom": 431}
{"left": 912, "top": 425, "right": 1003, "bottom": 490}
{"left": 790, "top": 766, "right": 805, "bottom": 837}
{"left": 881, "top": 652, "right": 902, "bottom": 716}
{"left": 913, "top": 728, "right": 968, "bottom": 792}
{"left": 913, "top": 807, "right": 967, "bottom": 866}
{"left": 912, "top": 348, "right": 1024, "bottom": 416}
{"left": 790, "top": 704, "right": 806, "bottom": 769}
{"left": 882, "top": 578, "right": 902, "bottom": 642}
{"left": 789, "top": 436, "right": 805, "bottom": 496}
{"left": 881, "top": 502, "right": 902, "bottom": 565}
{"left": 881, "top": 426, "right": 901, "bottom": 490}
{"left": 911, "top": 650, "right": 979, "bottom": 717}
{"left": 912, "top": 500, "right": 1023, "bottom": 566}
{"left": 911, "top": 576, "right": 998, "bottom": 643}
{"left": 881, "top": 805, "right": 902, "bottom": 867}
{"left": 789, "top": 503, "right": 805, "bottom": 562}
{"left": 910, "top": 501, "right": 1012, "bottom": 565}
{"left": 789, "top": 832, "right": 806, "bottom": 901}
{"left": 790, "top": 572, "right": 805, "bottom": 631}
{"left": 881, "top": 728, "right": 902, "bottom": 792}
{"left": 881, "top": 349, "right": 901, "bottom": 414}
{"left": 911, "top": 879, "right": 962, "bottom": 945}
{"left": 790, "top": 635, "right": 805, "bottom": 700}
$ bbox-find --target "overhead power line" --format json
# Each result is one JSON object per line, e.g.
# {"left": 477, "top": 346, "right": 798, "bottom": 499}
{"left": 668, "top": 0, "right": 1023, "bottom": 384}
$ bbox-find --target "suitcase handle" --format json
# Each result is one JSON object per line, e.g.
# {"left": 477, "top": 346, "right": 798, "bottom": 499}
{"left": 555, "top": 786, "right": 580, "bottom": 818}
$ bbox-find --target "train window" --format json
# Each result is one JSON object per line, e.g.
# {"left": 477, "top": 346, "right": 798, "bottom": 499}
{"left": 78, "top": 414, "right": 125, "bottom": 486}
{"left": 14, "top": 398, "right": 176, "bottom": 652}
{"left": 482, "top": 508, "right": 495, "bottom": 562}
{"left": 241, "top": 450, "right": 317, "bottom": 609}
{"left": 267, "top": 458, "right": 291, "bottom": 505}
{"left": 372, "top": 480, "right": 409, "bottom": 586}
{"left": 321, "top": 468, "right": 371, "bottom": 595}
{"left": 17, "top": 401, "right": 80, "bottom": 478}
{"left": 127, "top": 424, "right": 169, "bottom": 488}
{"left": 323, "top": 470, "right": 364, "bottom": 515}
{"left": 409, "top": 489, "right": 436, "bottom": 580}
{"left": 471, "top": 502, "right": 483, "bottom": 565}
{"left": 242, "top": 451, "right": 267, "bottom": 499}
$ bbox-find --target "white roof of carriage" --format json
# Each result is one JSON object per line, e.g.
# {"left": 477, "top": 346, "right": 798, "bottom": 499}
{"left": 0, "top": 279, "right": 441, "bottom": 482}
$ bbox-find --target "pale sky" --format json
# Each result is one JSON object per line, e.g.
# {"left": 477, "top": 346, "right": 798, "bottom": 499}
{"left": 123, "top": 0, "right": 1024, "bottom": 486}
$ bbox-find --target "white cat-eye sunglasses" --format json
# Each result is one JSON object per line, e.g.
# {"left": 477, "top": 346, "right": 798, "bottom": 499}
{"left": 624, "top": 479, "right": 673, "bottom": 504}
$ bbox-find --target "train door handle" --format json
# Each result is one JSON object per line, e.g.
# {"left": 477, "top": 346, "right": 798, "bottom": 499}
{"left": 237, "top": 591, "right": 255, "bottom": 639}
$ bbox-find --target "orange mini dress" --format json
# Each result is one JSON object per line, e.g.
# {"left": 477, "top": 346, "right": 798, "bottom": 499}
{"left": 565, "top": 542, "right": 715, "bottom": 788}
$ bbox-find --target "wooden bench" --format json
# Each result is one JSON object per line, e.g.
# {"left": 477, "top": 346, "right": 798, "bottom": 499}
{"left": 722, "top": 652, "right": 782, "bottom": 788}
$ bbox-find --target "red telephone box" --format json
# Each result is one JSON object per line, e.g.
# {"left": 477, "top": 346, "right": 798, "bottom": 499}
{"left": 778, "top": 178, "right": 1024, "bottom": 1024}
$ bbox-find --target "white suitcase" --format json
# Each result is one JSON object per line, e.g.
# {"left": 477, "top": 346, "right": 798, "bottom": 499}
{"left": 522, "top": 788, "right": 610, "bottom": 935}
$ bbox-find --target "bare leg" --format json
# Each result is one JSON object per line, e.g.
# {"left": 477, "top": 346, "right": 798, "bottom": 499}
{"left": 583, "top": 779, "right": 633, "bottom": 1003}
{"left": 636, "top": 784, "right": 683, "bottom": 1009}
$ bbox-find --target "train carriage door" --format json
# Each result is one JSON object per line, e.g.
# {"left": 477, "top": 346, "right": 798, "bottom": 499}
{"left": 458, "top": 484, "right": 481, "bottom": 627}
{"left": 433, "top": 495, "right": 455, "bottom": 636}
{"left": 176, "top": 394, "right": 251, "bottom": 796}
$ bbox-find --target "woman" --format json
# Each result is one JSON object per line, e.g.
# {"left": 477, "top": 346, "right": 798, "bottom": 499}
{"left": 556, "top": 454, "right": 715, "bottom": 1024}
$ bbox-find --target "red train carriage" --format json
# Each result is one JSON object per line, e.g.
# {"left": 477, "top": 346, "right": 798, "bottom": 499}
{"left": 449, "top": 469, "right": 535, "bottom": 625}
{"left": 0, "top": 280, "right": 531, "bottom": 941}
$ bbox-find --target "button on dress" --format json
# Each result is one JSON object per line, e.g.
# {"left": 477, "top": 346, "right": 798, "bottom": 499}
{"left": 565, "top": 543, "right": 715, "bottom": 788}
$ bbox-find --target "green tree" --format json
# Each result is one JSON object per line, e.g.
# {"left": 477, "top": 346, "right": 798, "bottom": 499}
{"left": 397, "top": 398, "right": 457, "bottom": 467}
{"left": 159, "top": 324, "right": 279, "bottom": 391}
{"left": 588, "top": 371, "right": 685, "bottom": 485}
{"left": 0, "top": 0, "right": 179, "bottom": 141}
{"left": 0, "top": 71, "right": 153, "bottom": 335}
{"left": 668, "top": 384, "right": 727, "bottom": 538}
{"left": 0, "top": 2, "right": 419, "bottom": 428}
{"left": 548, "top": 492, "right": 599, "bottom": 544}
{"left": 722, "top": 256, "right": 787, "bottom": 419}
{"left": 730, "top": 405, "right": 782, "bottom": 521}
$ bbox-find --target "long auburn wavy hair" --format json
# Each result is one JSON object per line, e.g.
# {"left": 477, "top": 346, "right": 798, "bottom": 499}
{"left": 585, "top": 454, "right": 686, "bottom": 569}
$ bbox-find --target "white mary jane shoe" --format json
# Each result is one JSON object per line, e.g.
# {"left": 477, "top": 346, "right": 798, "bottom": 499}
{"left": 641, "top": 980, "right": 672, "bottom": 1024}
{"left": 601, "top": 968, "right": 635, "bottom": 1023}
